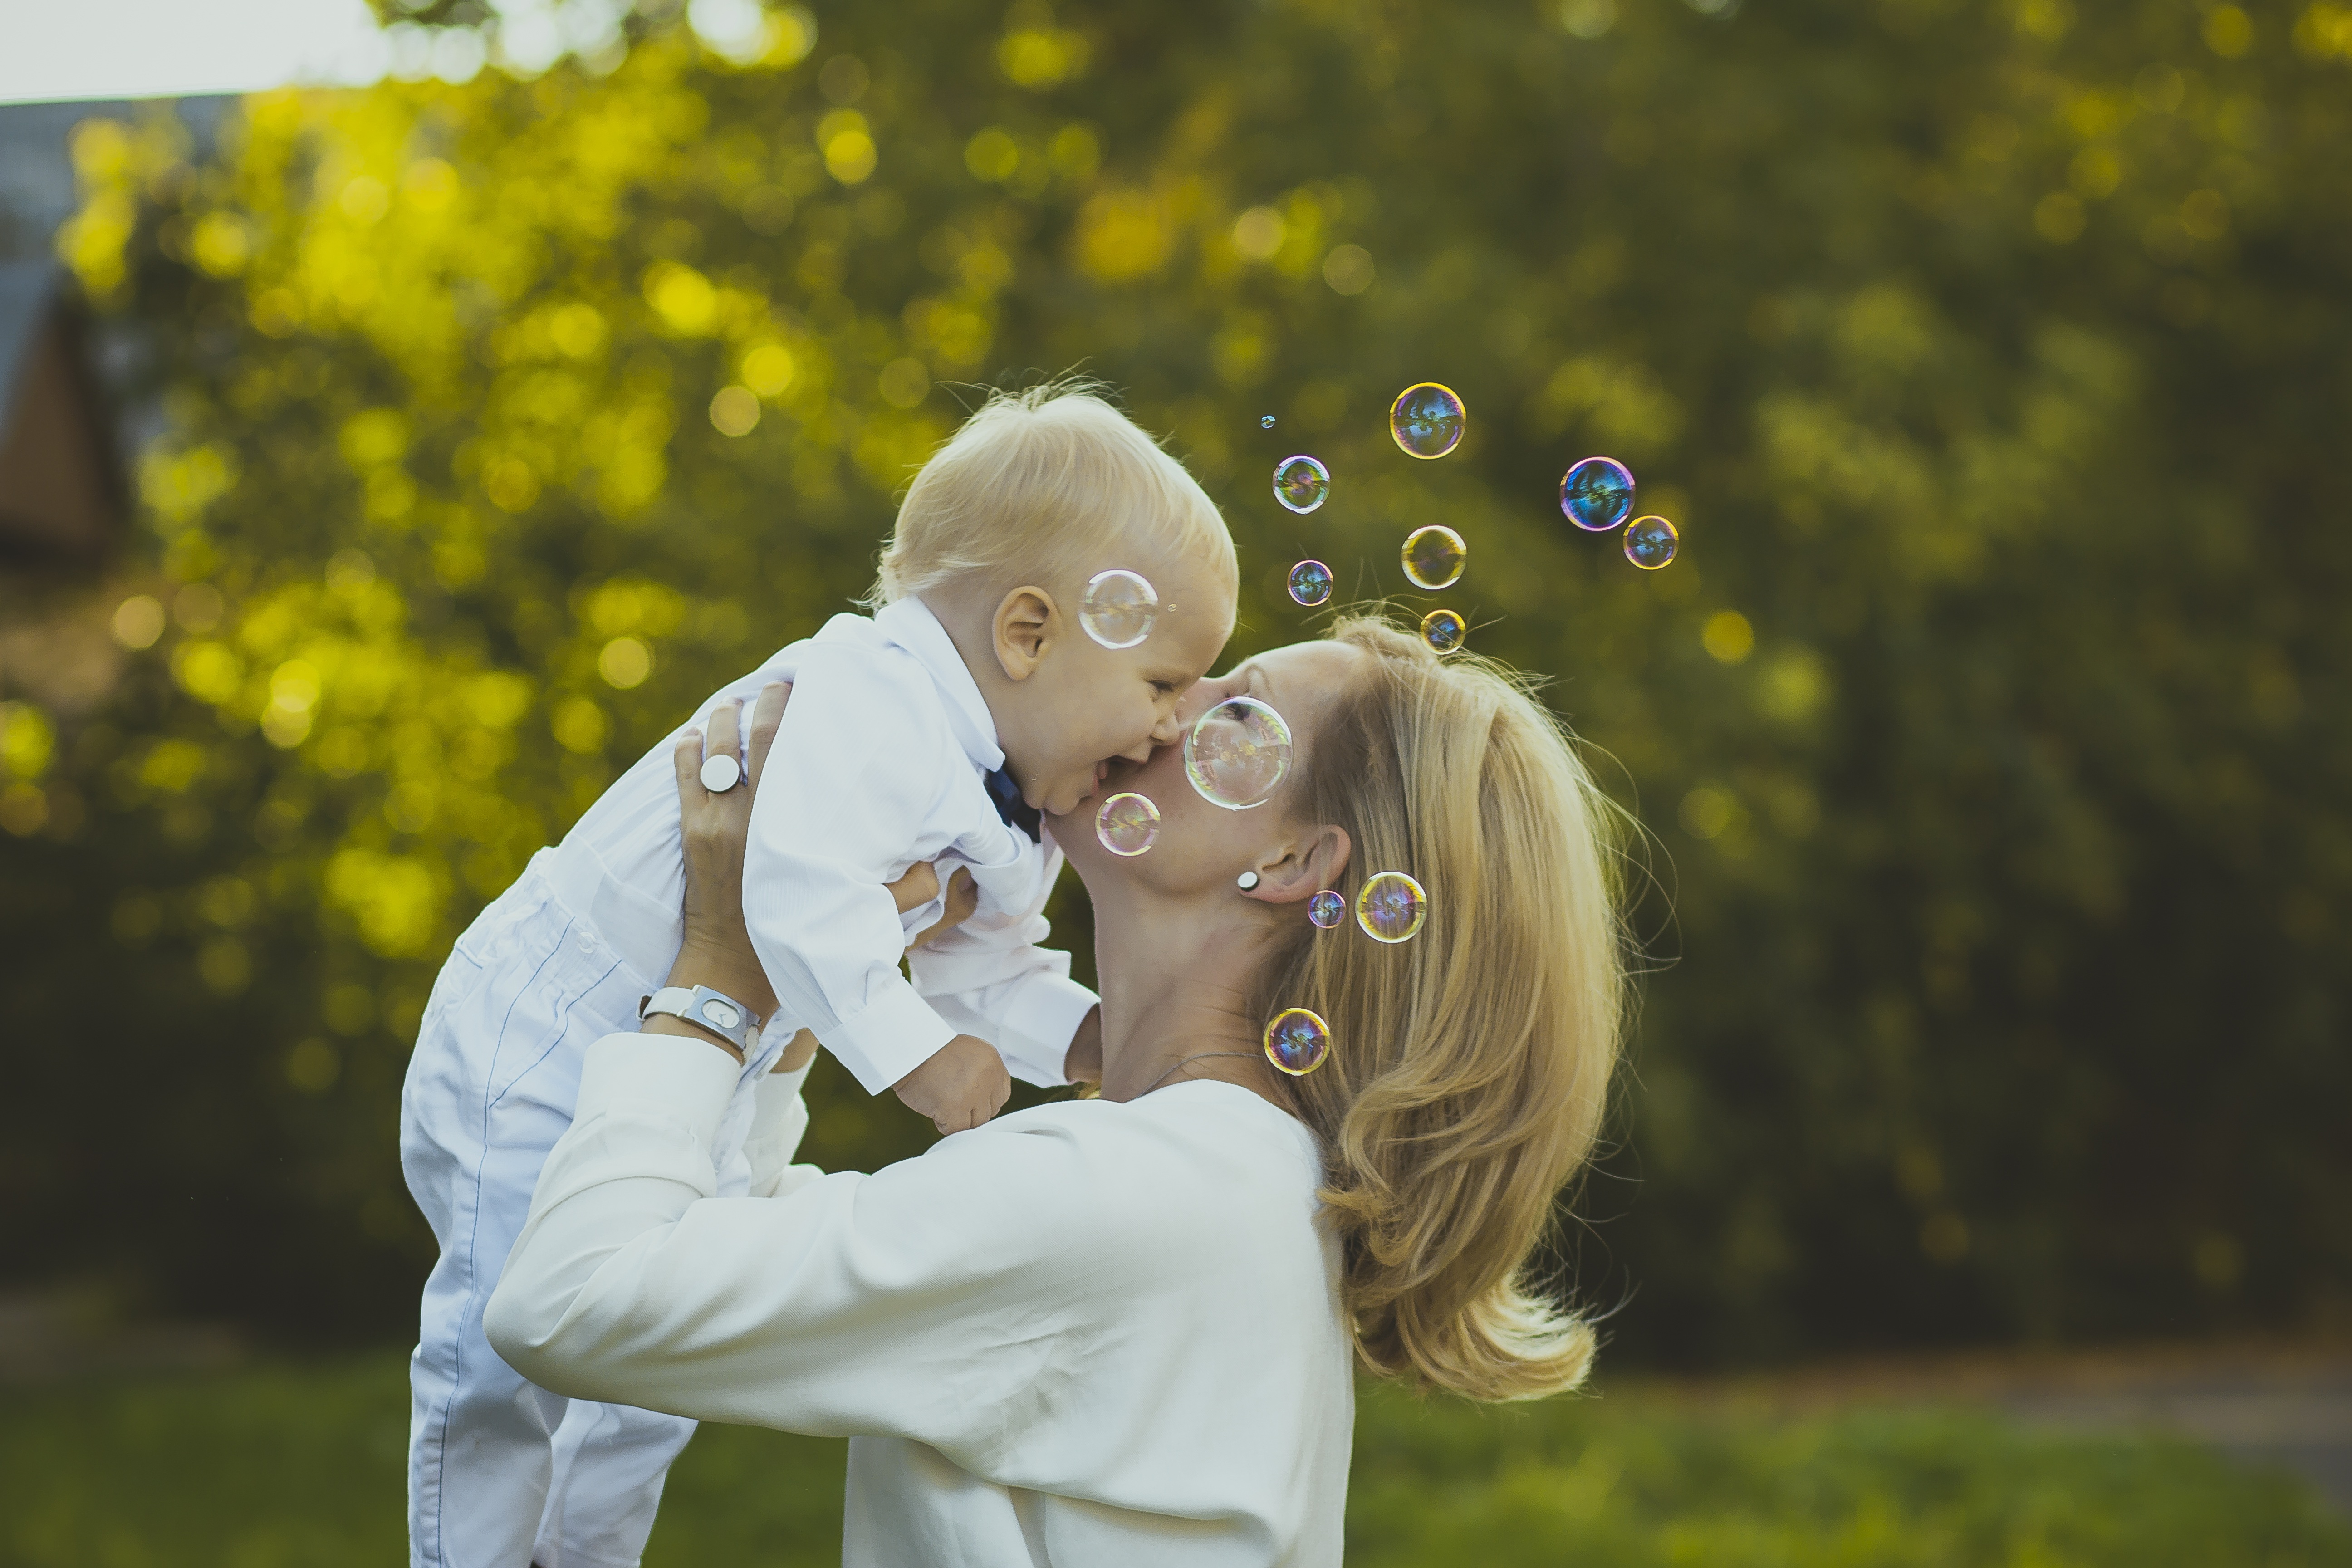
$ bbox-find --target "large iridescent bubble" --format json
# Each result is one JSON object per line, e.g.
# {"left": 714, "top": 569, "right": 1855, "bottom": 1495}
{"left": 1624, "top": 515, "right": 1679, "bottom": 570}
{"left": 1559, "top": 456, "right": 1635, "bottom": 532}
{"left": 1079, "top": 569, "right": 1158, "bottom": 649}
{"left": 1356, "top": 871, "right": 1427, "bottom": 943}
{"left": 1389, "top": 382, "right": 1466, "bottom": 459}
{"left": 1401, "top": 524, "right": 1466, "bottom": 591}
{"left": 1274, "top": 455, "right": 1331, "bottom": 514}
{"left": 1263, "top": 1006, "right": 1333, "bottom": 1075}
{"left": 1095, "top": 792, "right": 1161, "bottom": 856}
{"left": 1184, "top": 695, "right": 1293, "bottom": 810}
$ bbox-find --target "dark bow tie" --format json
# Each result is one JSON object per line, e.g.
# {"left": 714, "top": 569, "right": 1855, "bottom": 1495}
{"left": 984, "top": 765, "right": 1042, "bottom": 844}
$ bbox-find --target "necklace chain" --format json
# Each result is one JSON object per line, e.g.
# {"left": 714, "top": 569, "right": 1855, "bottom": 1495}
{"left": 1136, "top": 1050, "right": 1263, "bottom": 1097}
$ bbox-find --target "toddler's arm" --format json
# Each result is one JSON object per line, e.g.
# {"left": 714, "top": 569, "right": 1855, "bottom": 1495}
{"left": 735, "top": 648, "right": 974, "bottom": 1096}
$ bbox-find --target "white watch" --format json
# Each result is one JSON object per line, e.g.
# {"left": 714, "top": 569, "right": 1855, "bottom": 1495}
{"left": 638, "top": 985, "right": 764, "bottom": 1053}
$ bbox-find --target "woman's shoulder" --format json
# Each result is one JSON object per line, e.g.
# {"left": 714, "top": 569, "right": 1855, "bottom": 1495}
{"left": 964, "top": 1084, "right": 1321, "bottom": 1244}
{"left": 994, "top": 1081, "right": 1315, "bottom": 1166}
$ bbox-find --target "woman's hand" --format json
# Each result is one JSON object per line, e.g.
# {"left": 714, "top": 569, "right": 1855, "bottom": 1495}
{"left": 665, "top": 679, "right": 983, "bottom": 1068}
{"left": 659, "top": 686, "right": 791, "bottom": 1061}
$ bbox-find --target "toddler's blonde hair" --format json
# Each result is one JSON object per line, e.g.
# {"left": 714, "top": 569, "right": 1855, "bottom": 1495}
{"left": 867, "top": 381, "right": 1236, "bottom": 608}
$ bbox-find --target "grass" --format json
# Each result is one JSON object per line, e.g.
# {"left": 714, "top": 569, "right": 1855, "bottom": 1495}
{"left": 0, "top": 1353, "right": 2344, "bottom": 1567}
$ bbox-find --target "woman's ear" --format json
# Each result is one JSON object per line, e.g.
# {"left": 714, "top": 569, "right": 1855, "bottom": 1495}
{"left": 1245, "top": 825, "right": 1353, "bottom": 905}
{"left": 993, "top": 587, "right": 1057, "bottom": 681}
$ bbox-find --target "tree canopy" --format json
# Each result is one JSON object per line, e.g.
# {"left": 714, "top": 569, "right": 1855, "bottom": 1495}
{"left": 3, "top": 0, "right": 2347, "bottom": 1361}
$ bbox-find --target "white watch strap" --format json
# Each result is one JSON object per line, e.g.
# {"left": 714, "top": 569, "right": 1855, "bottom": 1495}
{"left": 638, "top": 984, "right": 763, "bottom": 1051}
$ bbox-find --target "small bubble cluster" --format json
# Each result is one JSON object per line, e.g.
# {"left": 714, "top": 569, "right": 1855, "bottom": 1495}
{"left": 1401, "top": 524, "right": 1466, "bottom": 591}
{"left": 1288, "top": 559, "right": 1333, "bottom": 607}
{"left": 1185, "top": 695, "right": 1294, "bottom": 810}
{"left": 1624, "top": 515, "right": 1679, "bottom": 570}
{"left": 1356, "top": 871, "right": 1428, "bottom": 943}
{"left": 1419, "top": 608, "right": 1467, "bottom": 655}
{"left": 1274, "top": 455, "right": 1331, "bottom": 514}
{"left": 1263, "top": 1006, "right": 1333, "bottom": 1075}
{"left": 1094, "top": 792, "right": 1160, "bottom": 856}
{"left": 1389, "top": 382, "right": 1466, "bottom": 459}
{"left": 1560, "top": 456, "right": 1635, "bottom": 533}
{"left": 1079, "top": 569, "right": 1158, "bottom": 649}
{"left": 1308, "top": 889, "right": 1345, "bottom": 929}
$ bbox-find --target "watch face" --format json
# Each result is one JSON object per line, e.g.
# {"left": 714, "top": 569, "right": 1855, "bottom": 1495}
{"left": 701, "top": 999, "right": 742, "bottom": 1031}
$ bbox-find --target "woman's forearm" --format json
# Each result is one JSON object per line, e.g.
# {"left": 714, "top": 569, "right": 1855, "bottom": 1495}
{"left": 642, "top": 933, "right": 779, "bottom": 1064}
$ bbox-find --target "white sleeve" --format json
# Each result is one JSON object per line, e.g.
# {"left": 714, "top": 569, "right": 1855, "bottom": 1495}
{"left": 907, "top": 839, "right": 1098, "bottom": 1088}
{"left": 740, "top": 648, "right": 958, "bottom": 1095}
{"left": 741, "top": 1061, "right": 823, "bottom": 1199}
{"left": 484, "top": 1033, "right": 1130, "bottom": 1457}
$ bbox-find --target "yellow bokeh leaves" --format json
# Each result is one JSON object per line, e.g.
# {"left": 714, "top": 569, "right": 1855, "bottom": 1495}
{"left": 553, "top": 697, "right": 608, "bottom": 754}
{"left": 1702, "top": 612, "right": 1755, "bottom": 664}
{"left": 140, "top": 444, "right": 238, "bottom": 529}
{"left": 0, "top": 703, "right": 56, "bottom": 780}
{"left": 818, "top": 110, "right": 877, "bottom": 185}
{"left": 998, "top": 24, "right": 1090, "bottom": 89}
{"left": 1076, "top": 189, "right": 1169, "bottom": 281}
{"left": 598, "top": 637, "right": 653, "bottom": 689}
{"left": 326, "top": 848, "right": 448, "bottom": 957}
{"left": 644, "top": 261, "right": 720, "bottom": 335}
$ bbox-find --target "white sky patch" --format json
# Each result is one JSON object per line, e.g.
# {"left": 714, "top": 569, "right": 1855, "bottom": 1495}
{"left": 0, "top": 0, "right": 393, "bottom": 105}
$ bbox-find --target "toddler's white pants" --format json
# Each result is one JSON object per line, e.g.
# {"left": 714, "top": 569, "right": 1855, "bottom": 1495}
{"left": 400, "top": 849, "right": 779, "bottom": 1568}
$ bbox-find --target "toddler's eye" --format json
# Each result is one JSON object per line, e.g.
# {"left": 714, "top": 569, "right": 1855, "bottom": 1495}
{"left": 1152, "top": 681, "right": 1176, "bottom": 696}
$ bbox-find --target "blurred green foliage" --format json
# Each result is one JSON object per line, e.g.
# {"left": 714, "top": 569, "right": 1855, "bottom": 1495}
{"left": 5, "top": 1356, "right": 2345, "bottom": 1566}
{"left": 0, "top": 0, "right": 2347, "bottom": 1362}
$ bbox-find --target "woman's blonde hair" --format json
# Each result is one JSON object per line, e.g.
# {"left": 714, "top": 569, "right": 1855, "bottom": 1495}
{"left": 1255, "top": 614, "right": 1627, "bottom": 1402}
{"left": 867, "top": 381, "right": 1236, "bottom": 608}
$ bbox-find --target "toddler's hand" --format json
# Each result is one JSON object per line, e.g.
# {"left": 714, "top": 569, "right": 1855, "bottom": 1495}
{"left": 893, "top": 1034, "right": 1010, "bottom": 1136}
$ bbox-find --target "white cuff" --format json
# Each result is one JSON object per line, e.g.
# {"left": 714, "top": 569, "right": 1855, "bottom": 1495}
{"left": 818, "top": 981, "right": 956, "bottom": 1094}
{"left": 576, "top": 1030, "right": 742, "bottom": 1143}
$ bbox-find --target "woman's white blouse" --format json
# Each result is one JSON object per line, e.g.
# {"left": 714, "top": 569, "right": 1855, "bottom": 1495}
{"left": 485, "top": 1033, "right": 1355, "bottom": 1566}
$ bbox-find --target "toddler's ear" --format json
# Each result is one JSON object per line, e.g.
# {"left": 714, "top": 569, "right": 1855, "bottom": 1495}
{"left": 992, "top": 586, "right": 1057, "bottom": 680}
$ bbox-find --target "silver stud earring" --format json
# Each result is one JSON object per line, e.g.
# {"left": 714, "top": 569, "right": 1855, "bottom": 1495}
{"left": 1236, "top": 871, "right": 1260, "bottom": 892}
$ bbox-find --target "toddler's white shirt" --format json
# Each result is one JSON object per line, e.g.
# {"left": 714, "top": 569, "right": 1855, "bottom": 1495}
{"left": 557, "top": 596, "right": 1097, "bottom": 1092}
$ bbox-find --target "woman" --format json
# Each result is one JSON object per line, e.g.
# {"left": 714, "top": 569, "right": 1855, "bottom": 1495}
{"left": 486, "top": 615, "right": 1626, "bottom": 1564}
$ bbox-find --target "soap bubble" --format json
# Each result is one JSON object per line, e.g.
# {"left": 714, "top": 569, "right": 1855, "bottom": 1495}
{"left": 1308, "top": 890, "right": 1345, "bottom": 929}
{"left": 1288, "top": 559, "right": 1333, "bottom": 606}
{"left": 1263, "top": 1006, "right": 1333, "bottom": 1075}
{"left": 1624, "top": 515, "right": 1679, "bottom": 570}
{"left": 1559, "top": 456, "right": 1635, "bottom": 532}
{"left": 1356, "top": 871, "right": 1428, "bottom": 943}
{"left": 1274, "top": 455, "right": 1330, "bottom": 514}
{"left": 1389, "top": 382, "right": 1466, "bottom": 459}
{"left": 1260, "top": 415, "right": 1276, "bottom": 429}
{"left": 1095, "top": 792, "right": 1161, "bottom": 856}
{"left": 1401, "top": 524, "right": 1466, "bottom": 591}
{"left": 1080, "top": 568, "right": 1158, "bottom": 649}
{"left": 1185, "top": 695, "right": 1293, "bottom": 810}
{"left": 1419, "top": 608, "right": 1467, "bottom": 655}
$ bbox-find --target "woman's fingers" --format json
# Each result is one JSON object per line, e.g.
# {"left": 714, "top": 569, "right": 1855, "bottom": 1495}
{"left": 907, "top": 867, "right": 978, "bottom": 951}
{"left": 706, "top": 697, "right": 744, "bottom": 773}
{"left": 888, "top": 860, "right": 941, "bottom": 916}
{"left": 673, "top": 727, "right": 705, "bottom": 796}
{"left": 943, "top": 866, "right": 978, "bottom": 929}
{"left": 745, "top": 681, "right": 790, "bottom": 785}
